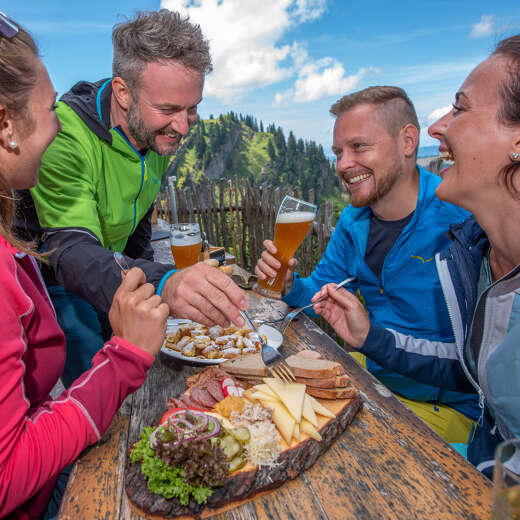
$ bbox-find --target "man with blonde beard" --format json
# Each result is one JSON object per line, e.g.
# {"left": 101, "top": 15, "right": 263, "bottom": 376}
{"left": 255, "top": 86, "right": 479, "bottom": 452}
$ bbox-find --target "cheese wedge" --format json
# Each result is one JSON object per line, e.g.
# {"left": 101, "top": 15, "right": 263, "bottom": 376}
{"left": 251, "top": 391, "right": 278, "bottom": 402}
{"left": 307, "top": 395, "right": 336, "bottom": 419}
{"left": 251, "top": 384, "right": 278, "bottom": 399}
{"left": 264, "top": 378, "right": 306, "bottom": 423}
{"left": 259, "top": 399, "right": 295, "bottom": 445}
{"left": 300, "top": 417, "right": 322, "bottom": 441}
{"left": 293, "top": 422, "right": 300, "bottom": 442}
{"left": 302, "top": 394, "right": 318, "bottom": 427}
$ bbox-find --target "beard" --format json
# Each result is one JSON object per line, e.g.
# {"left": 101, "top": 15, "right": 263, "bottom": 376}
{"left": 126, "top": 102, "right": 181, "bottom": 156}
{"left": 347, "top": 163, "right": 403, "bottom": 208}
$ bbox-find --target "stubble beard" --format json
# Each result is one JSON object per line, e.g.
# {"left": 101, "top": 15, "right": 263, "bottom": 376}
{"left": 126, "top": 102, "right": 180, "bottom": 156}
{"left": 349, "top": 163, "right": 403, "bottom": 208}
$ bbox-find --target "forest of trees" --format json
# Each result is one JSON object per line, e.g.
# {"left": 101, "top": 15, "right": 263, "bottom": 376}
{"left": 169, "top": 112, "right": 343, "bottom": 206}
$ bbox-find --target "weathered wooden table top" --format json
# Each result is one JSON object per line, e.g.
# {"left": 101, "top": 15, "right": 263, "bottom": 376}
{"left": 58, "top": 249, "right": 492, "bottom": 520}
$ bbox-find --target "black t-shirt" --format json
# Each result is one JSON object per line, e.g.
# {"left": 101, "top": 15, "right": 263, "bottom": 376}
{"left": 365, "top": 211, "right": 414, "bottom": 279}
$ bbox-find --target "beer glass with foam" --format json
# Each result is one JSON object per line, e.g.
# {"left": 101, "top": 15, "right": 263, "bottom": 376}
{"left": 170, "top": 223, "right": 201, "bottom": 269}
{"left": 493, "top": 438, "right": 520, "bottom": 520}
{"left": 258, "top": 195, "right": 317, "bottom": 294}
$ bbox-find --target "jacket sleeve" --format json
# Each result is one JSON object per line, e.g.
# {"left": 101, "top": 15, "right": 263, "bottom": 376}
{"left": 43, "top": 228, "right": 173, "bottom": 313}
{"left": 123, "top": 203, "right": 155, "bottom": 261}
{"left": 0, "top": 252, "right": 155, "bottom": 517}
{"left": 283, "top": 216, "right": 353, "bottom": 312}
{"left": 360, "top": 323, "right": 475, "bottom": 393}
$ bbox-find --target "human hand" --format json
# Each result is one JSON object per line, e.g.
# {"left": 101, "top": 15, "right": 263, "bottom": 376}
{"left": 109, "top": 268, "right": 169, "bottom": 356}
{"left": 161, "top": 262, "right": 248, "bottom": 328}
{"left": 254, "top": 239, "right": 298, "bottom": 294}
{"left": 312, "top": 284, "right": 370, "bottom": 348}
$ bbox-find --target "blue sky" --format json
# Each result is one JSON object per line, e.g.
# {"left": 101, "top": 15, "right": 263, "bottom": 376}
{"left": 9, "top": 1, "right": 520, "bottom": 153}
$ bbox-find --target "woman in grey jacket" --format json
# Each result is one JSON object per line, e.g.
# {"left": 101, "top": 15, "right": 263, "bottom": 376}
{"left": 313, "top": 34, "right": 520, "bottom": 477}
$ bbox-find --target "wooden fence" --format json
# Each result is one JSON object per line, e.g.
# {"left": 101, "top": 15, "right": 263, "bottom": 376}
{"left": 156, "top": 178, "right": 335, "bottom": 278}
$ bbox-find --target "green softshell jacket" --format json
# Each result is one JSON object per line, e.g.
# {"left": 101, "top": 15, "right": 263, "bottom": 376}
{"left": 28, "top": 78, "right": 174, "bottom": 312}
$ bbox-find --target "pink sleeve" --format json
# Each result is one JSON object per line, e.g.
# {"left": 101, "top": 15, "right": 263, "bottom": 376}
{"left": 0, "top": 257, "right": 154, "bottom": 518}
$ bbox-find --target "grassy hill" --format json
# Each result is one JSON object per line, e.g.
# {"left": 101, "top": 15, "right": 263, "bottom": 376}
{"left": 169, "top": 112, "right": 345, "bottom": 210}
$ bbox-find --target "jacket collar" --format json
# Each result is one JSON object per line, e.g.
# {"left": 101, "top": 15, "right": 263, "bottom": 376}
{"left": 60, "top": 78, "right": 113, "bottom": 144}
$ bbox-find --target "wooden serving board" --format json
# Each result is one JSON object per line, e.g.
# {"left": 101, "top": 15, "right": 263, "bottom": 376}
{"left": 125, "top": 393, "right": 362, "bottom": 519}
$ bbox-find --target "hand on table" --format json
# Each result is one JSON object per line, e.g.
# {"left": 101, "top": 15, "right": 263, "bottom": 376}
{"left": 254, "top": 239, "right": 298, "bottom": 295}
{"left": 109, "top": 267, "right": 169, "bottom": 356}
{"left": 312, "top": 284, "right": 370, "bottom": 348}
{"left": 161, "top": 262, "right": 248, "bottom": 328}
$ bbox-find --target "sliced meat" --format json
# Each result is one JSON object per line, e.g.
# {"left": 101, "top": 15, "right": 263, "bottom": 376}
{"left": 186, "top": 366, "right": 229, "bottom": 388}
{"left": 167, "top": 397, "right": 184, "bottom": 409}
{"left": 190, "top": 387, "right": 218, "bottom": 409}
{"left": 206, "top": 378, "right": 226, "bottom": 402}
{"left": 178, "top": 393, "right": 209, "bottom": 410}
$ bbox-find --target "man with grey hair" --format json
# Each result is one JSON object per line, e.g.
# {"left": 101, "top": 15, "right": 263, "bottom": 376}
{"left": 16, "top": 9, "right": 248, "bottom": 386}
{"left": 255, "top": 85, "right": 480, "bottom": 450}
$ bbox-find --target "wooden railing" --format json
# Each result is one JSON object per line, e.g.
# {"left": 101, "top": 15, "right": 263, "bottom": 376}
{"left": 156, "top": 178, "right": 335, "bottom": 278}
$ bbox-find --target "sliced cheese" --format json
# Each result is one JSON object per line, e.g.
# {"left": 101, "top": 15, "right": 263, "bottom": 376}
{"left": 264, "top": 378, "right": 306, "bottom": 423}
{"left": 259, "top": 399, "right": 295, "bottom": 445}
{"left": 307, "top": 394, "right": 335, "bottom": 419}
{"left": 251, "top": 384, "right": 278, "bottom": 399}
{"left": 293, "top": 422, "right": 300, "bottom": 442}
{"left": 300, "top": 417, "right": 322, "bottom": 441}
{"left": 251, "top": 391, "right": 279, "bottom": 402}
{"left": 302, "top": 394, "right": 318, "bottom": 427}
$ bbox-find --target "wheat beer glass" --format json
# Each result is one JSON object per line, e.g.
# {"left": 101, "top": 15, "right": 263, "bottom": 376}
{"left": 492, "top": 438, "right": 520, "bottom": 520}
{"left": 170, "top": 223, "right": 201, "bottom": 269}
{"left": 258, "top": 195, "right": 317, "bottom": 293}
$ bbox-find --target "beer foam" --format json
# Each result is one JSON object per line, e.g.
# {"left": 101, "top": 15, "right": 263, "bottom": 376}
{"left": 276, "top": 211, "right": 315, "bottom": 224}
{"left": 171, "top": 233, "right": 201, "bottom": 246}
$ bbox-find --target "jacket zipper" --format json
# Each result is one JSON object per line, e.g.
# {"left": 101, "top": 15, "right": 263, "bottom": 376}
{"left": 435, "top": 253, "right": 486, "bottom": 424}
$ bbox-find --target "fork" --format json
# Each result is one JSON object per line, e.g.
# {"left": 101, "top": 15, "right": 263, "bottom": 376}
{"left": 239, "top": 310, "right": 296, "bottom": 384}
{"left": 113, "top": 252, "right": 130, "bottom": 275}
{"left": 276, "top": 276, "right": 356, "bottom": 335}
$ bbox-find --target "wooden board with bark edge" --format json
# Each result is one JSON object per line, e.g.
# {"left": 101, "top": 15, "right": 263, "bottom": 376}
{"left": 125, "top": 393, "right": 362, "bottom": 519}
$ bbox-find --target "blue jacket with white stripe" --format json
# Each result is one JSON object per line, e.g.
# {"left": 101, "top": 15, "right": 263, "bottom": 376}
{"left": 363, "top": 216, "right": 520, "bottom": 474}
{"left": 283, "top": 166, "right": 479, "bottom": 420}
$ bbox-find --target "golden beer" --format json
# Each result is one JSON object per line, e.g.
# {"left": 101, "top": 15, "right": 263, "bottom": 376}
{"left": 492, "top": 486, "right": 520, "bottom": 519}
{"left": 170, "top": 223, "right": 201, "bottom": 269}
{"left": 258, "top": 211, "right": 314, "bottom": 292}
{"left": 170, "top": 242, "right": 200, "bottom": 269}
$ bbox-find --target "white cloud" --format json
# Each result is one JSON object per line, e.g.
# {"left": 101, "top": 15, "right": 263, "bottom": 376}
{"left": 161, "top": 0, "right": 324, "bottom": 102}
{"left": 162, "top": 0, "right": 373, "bottom": 105}
{"left": 273, "top": 89, "right": 294, "bottom": 107}
{"left": 427, "top": 105, "right": 451, "bottom": 120}
{"left": 293, "top": 62, "right": 378, "bottom": 103}
{"left": 469, "top": 15, "right": 496, "bottom": 38}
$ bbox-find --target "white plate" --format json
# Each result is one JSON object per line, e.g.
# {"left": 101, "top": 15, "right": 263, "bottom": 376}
{"left": 161, "top": 320, "right": 283, "bottom": 365}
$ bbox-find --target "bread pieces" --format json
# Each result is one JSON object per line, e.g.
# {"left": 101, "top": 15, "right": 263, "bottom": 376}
{"left": 285, "top": 355, "right": 344, "bottom": 378}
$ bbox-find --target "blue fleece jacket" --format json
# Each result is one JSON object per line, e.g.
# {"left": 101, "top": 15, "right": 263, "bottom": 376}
{"left": 283, "top": 166, "right": 479, "bottom": 420}
{"left": 362, "top": 217, "right": 520, "bottom": 474}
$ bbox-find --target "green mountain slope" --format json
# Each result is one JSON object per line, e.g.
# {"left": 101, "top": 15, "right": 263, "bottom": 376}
{"left": 169, "top": 112, "right": 345, "bottom": 207}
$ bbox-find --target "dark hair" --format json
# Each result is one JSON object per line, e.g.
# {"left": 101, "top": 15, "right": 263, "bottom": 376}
{"left": 112, "top": 9, "right": 212, "bottom": 94}
{"left": 492, "top": 35, "right": 520, "bottom": 198}
{"left": 330, "top": 85, "right": 420, "bottom": 139}
{"left": 0, "top": 21, "right": 41, "bottom": 255}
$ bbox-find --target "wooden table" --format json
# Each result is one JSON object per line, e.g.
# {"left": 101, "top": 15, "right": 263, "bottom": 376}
{"left": 58, "top": 290, "right": 492, "bottom": 520}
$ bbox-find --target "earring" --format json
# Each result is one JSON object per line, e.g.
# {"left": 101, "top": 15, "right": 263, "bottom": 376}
{"left": 9, "top": 140, "right": 18, "bottom": 149}
{"left": 512, "top": 152, "right": 520, "bottom": 161}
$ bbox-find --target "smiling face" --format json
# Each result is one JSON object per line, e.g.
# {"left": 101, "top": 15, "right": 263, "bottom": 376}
{"left": 5, "top": 60, "right": 60, "bottom": 189}
{"left": 428, "top": 56, "right": 517, "bottom": 210}
{"left": 125, "top": 60, "right": 204, "bottom": 156}
{"left": 332, "top": 104, "right": 406, "bottom": 209}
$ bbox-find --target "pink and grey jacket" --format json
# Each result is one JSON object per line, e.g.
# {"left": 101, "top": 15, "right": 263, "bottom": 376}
{"left": 0, "top": 234, "right": 154, "bottom": 519}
